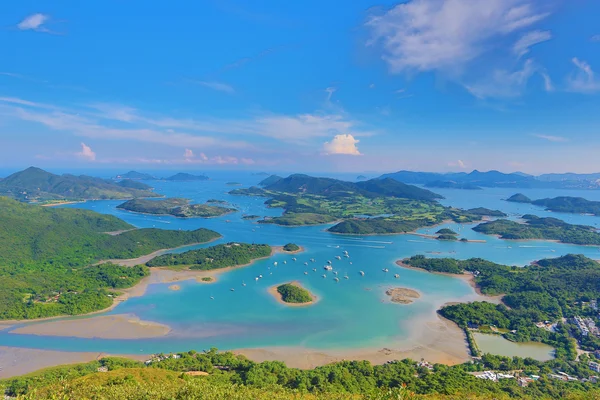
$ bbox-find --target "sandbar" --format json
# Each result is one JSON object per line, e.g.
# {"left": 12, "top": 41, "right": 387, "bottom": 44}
{"left": 10, "top": 314, "right": 171, "bottom": 339}
{"left": 268, "top": 281, "right": 317, "bottom": 307}
{"left": 385, "top": 287, "right": 421, "bottom": 304}
{"left": 168, "top": 284, "right": 181, "bottom": 291}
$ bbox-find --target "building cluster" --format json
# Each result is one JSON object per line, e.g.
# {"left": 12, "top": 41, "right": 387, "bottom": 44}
{"left": 417, "top": 360, "right": 434, "bottom": 370}
{"left": 548, "top": 372, "right": 580, "bottom": 382}
{"left": 590, "top": 361, "right": 600, "bottom": 373}
{"left": 474, "top": 371, "right": 514, "bottom": 382}
{"left": 535, "top": 321, "right": 557, "bottom": 332}
{"left": 517, "top": 375, "right": 540, "bottom": 387}
{"left": 573, "top": 316, "right": 599, "bottom": 337}
{"left": 144, "top": 353, "right": 181, "bottom": 365}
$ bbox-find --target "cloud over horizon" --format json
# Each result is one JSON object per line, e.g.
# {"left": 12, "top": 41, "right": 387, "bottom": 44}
{"left": 323, "top": 134, "right": 361, "bottom": 155}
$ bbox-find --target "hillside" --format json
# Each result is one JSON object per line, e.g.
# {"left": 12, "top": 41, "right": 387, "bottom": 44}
{"left": 116, "top": 179, "right": 154, "bottom": 190}
{"left": 116, "top": 171, "right": 156, "bottom": 180}
{"left": 506, "top": 193, "right": 532, "bottom": 203}
{"left": 258, "top": 174, "right": 283, "bottom": 186}
{"left": 264, "top": 174, "right": 442, "bottom": 201}
{"left": 0, "top": 167, "right": 159, "bottom": 201}
{"left": 0, "top": 197, "right": 220, "bottom": 319}
{"left": 165, "top": 172, "right": 209, "bottom": 181}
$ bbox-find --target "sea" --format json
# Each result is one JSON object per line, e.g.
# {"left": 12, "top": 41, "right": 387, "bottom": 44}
{"left": 1, "top": 170, "right": 600, "bottom": 360}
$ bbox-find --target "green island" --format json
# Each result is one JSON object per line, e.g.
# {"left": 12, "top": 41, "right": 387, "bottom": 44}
{"left": 116, "top": 198, "right": 236, "bottom": 218}
{"left": 508, "top": 194, "right": 600, "bottom": 216}
{"left": 473, "top": 214, "right": 600, "bottom": 245}
{"left": 258, "top": 174, "right": 283, "bottom": 186}
{"left": 0, "top": 197, "right": 220, "bottom": 320}
{"left": 242, "top": 214, "right": 261, "bottom": 220}
{"left": 402, "top": 254, "right": 600, "bottom": 357}
{"left": 206, "top": 199, "right": 228, "bottom": 204}
{"left": 147, "top": 243, "right": 272, "bottom": 270}
{"left": 226, "top": 181, "right": 242, "bottom": 186}
{"left": 274, "top": 282, "right": 314, "bottom": 304}
{"left": 165, "top": 173, "right": 209, "bottom": 181}
{"left": 117, "top": 171, "right": 157, "bottom": 180}
{"left": 0, "top": 167, "right": 159, "bottom": 202}
{"left": 282, "top": 243, "right": 300, "bottom": 252}
{"left": 4, "top": 348, "right": 600, "bottom": 400}
{"left": 231, "top": 174, "right": 506, "bottom": 234}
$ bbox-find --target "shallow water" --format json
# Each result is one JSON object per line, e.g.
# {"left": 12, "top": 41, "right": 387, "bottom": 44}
{"left": 1, "top": 173, "right": 599, "bottom": 356}
{"left": 472, "top": 332, "right": 555, "bottom": 361}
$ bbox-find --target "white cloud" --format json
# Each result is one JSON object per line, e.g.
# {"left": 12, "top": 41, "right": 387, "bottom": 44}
{"left": 193, "top": 81, "right": 235, "bottom": 93}
{"left": 369, "top": 83, "right": 376, "bottom": 89}
{"left": 448, "top": 159, "right": 467, "bottom": 169}
{"left": 76, "top": 142, "right": 96, "bottom": 161}
{"left": 323, "top": 134, "right": 361, "bottom": 155}
{"left": 591, "top": 35, "right": 600, "bottom": 42}
{"left": 540, "top": 72, "right": 554, "bottom": 92}
{"left": 513, "top": 30, "right": 551, "bottom": 57}
{"left": 325, "top": 87, "right": 336, "bottom": 102}
{"left": 567, "top": 58, "right": 600, "bottom": 93}
{"left": 184, "top": 148, "right": 194, "bottom": 158}
{"left": 17, "top": 13, "right": 50, "bottom": 32}
{"left": 532, "top": 134, "right": 568, "bottom": 142}
{"left": 365, "top": 0, "right": 549, "bottom": 73}
{"left": 465, "top": 59, "right": 537, "bottom": 98}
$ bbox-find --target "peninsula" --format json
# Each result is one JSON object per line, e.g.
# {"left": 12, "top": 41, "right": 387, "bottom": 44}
{"left": 473, "top": 214, "right": 600, "bottom": 245}
{"left": 116, "top": 198, "right": 236, "bottom": 218}
{"left": 508, "top": 193, "right": 600, "bottom": 215}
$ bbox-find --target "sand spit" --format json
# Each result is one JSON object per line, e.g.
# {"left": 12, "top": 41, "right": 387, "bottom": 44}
{"left": 385, "top": 288, "right": 421, "bottom": 304}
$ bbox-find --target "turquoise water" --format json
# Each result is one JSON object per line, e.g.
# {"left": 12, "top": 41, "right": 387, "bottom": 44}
{"left": 1, "top": 173, "right": 600, "bottom": 355}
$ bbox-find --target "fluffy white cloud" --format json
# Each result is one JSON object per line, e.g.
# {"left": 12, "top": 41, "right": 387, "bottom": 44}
{"left": 448, "top": 159, "right": 467, "bottom": 168}
{"left": 17, "top": 13, "right": 50, "bottom": 31}
{"left": 465, "top": 59, "right": 537, "bottom": 98}
{"left": 184, "top": 148, "right": 194, "bottom": 158}
{"left": 76, "top": 143, "right": 96, "bottom": 161}
{"left": 193, "top": 81, "right": 235, "bottom": 93}
{"left": 323, "top": 134, "right": 361, "bottom": 155}
{"left": 567, "top": 58, "right": 600, "bottom": 93}
{"left": 513, "top": 30, "right": 552, "bottom": 57}
{"left": 365, "top": 0, "right": 549, "bottom": 73}
{"left": 532, "top": 134, "right": 568, "bottom": 142}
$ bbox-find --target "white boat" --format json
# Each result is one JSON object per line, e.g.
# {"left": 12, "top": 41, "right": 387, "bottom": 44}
{"left": 344, "top": 254, "right": 350, "bottom": 258}
{"left": 335, "top": 256, "right": 341, "bottom": 260}
{"left": 310, "top": 258, "right": 316, "bottom": 262}
{"left": 210, "top": 296, "right": 214, "bottom": 300}
{"left": 283, "top": 261, "right": 287, "bottom": 264}
{"left": 327, "top": 260, "right": 332, "bottom": 264}
{"left": 230, "top": 288, "right": 235, "bottom": 292}
{"left": 344, "top": 275, "right": 349, "bottom": 280}
{"left": 382, "top": 268, "right": 389, "bottom": 272}
{"left": 394, "top": 274, "right": 400, "bottom": 278}
{"left": 333, "top": 271, "right": 338, "bottom": 275}
{"left": 322, "top": 274, "right": 327, "bottom": 278}
{"left": 274, "top": 262, "right": 278, "bottom": 266}
{"left": 304, "top": 262, "right": 308, "bottom": 266}
{"left": 312, "top": 268, "right": 317, "bottom": 272}
{"left": 255, "top": 277, "right": 259, "bottom": 281}
{"left": 304, "top": 271, "right": 308, "bottom": 275}
{"left": 359, "top": 271, "right": 365, "bottom": 276}
{"left": 334, "top": 277, "right": 339, "bottom": 282}
{"left": 292, "top": 258, "right": 297, "bottom": 261}
{"left": 242, "top": 282, "right": 246, "bottom": 286}
{"left": 324, "top": 265, "right": 333, "bottom": 271}
{"left": 259, "top": 274, "right": 263, "bottom": 278}
{"left": 349, "top": 262, "right": 353, "bottom": 265}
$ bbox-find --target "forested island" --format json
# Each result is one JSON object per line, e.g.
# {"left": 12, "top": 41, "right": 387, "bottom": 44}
{"left": 117, "top": 198, "right": 236, "bottom": 218}
{"left": 508, "top": 194, "right": 600, "bottom": 216}
{"left": 164, "top": 173, "right": 209, "bottom": 181}
{"left": 0, "top": 167, "right": 159, "bottom": 202}
{"left": 272, "top": 282, "right": 315, "bottom": 305}
{"left": 231, "top": 174, "right": 506, "bottom": 234}
{"left": 0, "top": 197, "right": 221, "bottom": 320}
{"left": 5, "top": 346, "right": 600, "bottom": 399}
{"left": 282, "top": 243, "right": 300, "bottom": 252}
{"left": 473, "top": 214, "right": 600, "bottom": 245}
{"left": 117, "top": 171, "right": 157, "bottom": 180}
{"left": 402, "top": 254, "right": 600, "bottom": 358}
{"left": 147, "top": 243, "right": 272, "bottom": 270}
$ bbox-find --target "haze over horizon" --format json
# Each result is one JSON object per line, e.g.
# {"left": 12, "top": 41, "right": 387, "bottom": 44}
{"left": 2, "top": 1, "right": 600, "bottom": 174}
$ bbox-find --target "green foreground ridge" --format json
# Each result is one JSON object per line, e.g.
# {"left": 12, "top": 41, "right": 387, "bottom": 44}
{"left": 117, "top": 198, "right": 236, "bottom": 218}
{"left": 0, "top": 197, "right": 221, "bottom": 320}
{"left": 3, "top": 348, "right": 600, "bottom": 400}
{"left": 276, "top": 282, "right": 313, "bottom": 303}
{"left": 231, "top": 174, "right": 507, "bottom": 234}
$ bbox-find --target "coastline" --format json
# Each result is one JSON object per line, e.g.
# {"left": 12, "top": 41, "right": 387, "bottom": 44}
{"left": 268, "top": 281, "right": 318, "bottom": 307}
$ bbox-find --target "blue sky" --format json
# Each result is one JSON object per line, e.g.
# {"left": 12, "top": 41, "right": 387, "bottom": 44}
{"left": 1, "top": 0, "right": 600, "bottom": 174}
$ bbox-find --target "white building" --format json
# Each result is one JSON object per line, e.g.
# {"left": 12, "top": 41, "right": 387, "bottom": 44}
{"left": 590, "top": 361, "right": 600, "bottom": 373}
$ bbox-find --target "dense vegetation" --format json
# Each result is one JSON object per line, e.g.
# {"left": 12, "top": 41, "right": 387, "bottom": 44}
{"left": 437, "top": 228, "right": 457, "bottom": 235}
{"left": 0, "top": 167, "right": 159, "bottom": 202}
{"left": 276, "top": 283, "right": 313, "bottom": 303}
{"left": 283, "top": 243, "right": 300, "bottom": 252}
{"left": 5, "top": 349, "right": 600, "bottom": 400}
{"left": 0, "top": 197, "right": 220, "bottom": 319}
{"left": 260, "top": 213, "right": 337, "bottom": 226}
{"left": 165, "top": 173, "right": 209, "bottom": 181}
{"left": 473, "top": 215, "right": 600, "bottom": 245}
{"left": 147, "top": 243, "right": 272, "bottom": 270}
{"left": 508, "top": 194, "right": 600, "bottom": 215}
{"left": 258, "top": 175, "right": 284, "bottom": 186}
{"left": 117, "top": 198, "right": 236, "bottom": 218}
{"left": 403, "top": 254, "right": 600, "bottom": 358}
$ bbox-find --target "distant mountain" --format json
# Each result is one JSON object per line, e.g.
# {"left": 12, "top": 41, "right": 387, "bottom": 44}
{"left": 252, "top": 172, "right": 271, "bottom": 176}
{"left": 164, "top": 173, "right": 209, "bottom": 181}
{"left": 380, "top": 169, "right": 600, "bottom": 189}
{"left": 117, "top": 171, "right": 156, "bottom": 180}
{"left": 258, "top": 175, "right": 283, "bottom": 186}
{"left": 0, "top": 167, "right": 159, "bottom": 202}
{"left": 116, "top": 179, "right": 153, "bottom": 190}
{"left": 508, "top": 194, "right": 600, "bottom": 215}
{"left": 263, "top": 174, "right": 442, "bottom": 201}
{"left": 356, "top": 175, "right": 367, "bottom": 181}
{"left": 424, "top": 180, "right": 482, "bottom": 190}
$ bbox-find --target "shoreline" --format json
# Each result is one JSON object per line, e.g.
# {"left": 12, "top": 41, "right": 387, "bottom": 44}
{"left": 268, "top": 281, "right": 318, "bottom": 307}
{"left": 395, "top": 260, "right": 504, "bottom": 301}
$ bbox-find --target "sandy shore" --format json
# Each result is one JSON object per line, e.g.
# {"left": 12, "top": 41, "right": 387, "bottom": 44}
{"left": 9, "top": 314, "right": 171, "bottom": 339}
{"left": 385, "top": 287, "right": 421, "bottom": 304}
{"left": 40, "top": 200, "right": 86, "bottom": 207}
{"left": 395, "top": 260, "right": 504, "bottom": 303}
{"left": 268, "top": 281, "right": 318, "bottom": 307}
{"left": 0, "top": 346, "right": 148, "bottom": 379}
{"left": 272, "top": 245, "right": 305, "bottom": 254}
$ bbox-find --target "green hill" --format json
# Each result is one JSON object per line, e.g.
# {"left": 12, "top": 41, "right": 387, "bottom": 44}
{"left": 506, "top": 193, "right": 532, "bottom": 203}
{"left": 116, "top": 179, "right": 154, "bottom": 190}
{"left": 117, "top": 198, "right": 236, "bottom": 218}
{"left": 258, "top": 174, "right": 283, "bottom": 186}
{"left": 0, "top": 167, "right": 159, "bottom": 202}
{"left": 0, "top": 197, "right": 220, "bottom": 319}
{"left": 117, "top": 171, "right": 157, "bottom": 180}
